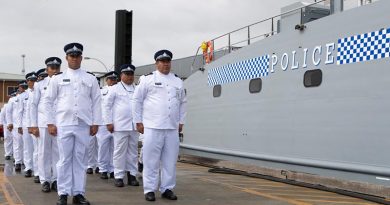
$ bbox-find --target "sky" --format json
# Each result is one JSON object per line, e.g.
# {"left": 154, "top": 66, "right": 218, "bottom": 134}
{"left": 0, "top": 0, "right": 314, "bottom": 75}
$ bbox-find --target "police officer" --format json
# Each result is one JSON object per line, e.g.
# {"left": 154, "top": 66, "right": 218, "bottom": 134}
{"left": 7, "top": 83, "right": 24, "bottom": 172}
{"left": 18, "top": 72, "right": 38, "bottom": 178}
{"left": 132, "top": 50, "right": 187, "bottom": 201}
{"left": 0, "top": 102, "right": 12, "bottom": 160}
{"left": 30, "top": 59, "right": 61, "bottom": 192}
{"left": 96, "top": 71, "right": 118, "bottom": 179}
{"left": 104, "top": 64, "right": 140, "bottom": 187}
{"left": 43, "top": 43, "right": 102, "bottom": 205}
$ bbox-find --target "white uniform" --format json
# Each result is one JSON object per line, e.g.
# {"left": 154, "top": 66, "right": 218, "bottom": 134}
{"left": 7, "top": 95, "right": 23, "bottom": 164}
{"left": 104, "top": 82, "right": 139, "bottom": 179}
{"left": 132, "top": 71, "right": 187, "bottom": 194}
{"left": 31, "top": 76, "right": 59, "bottom": 183}
{"left": 26, "top": 88, "right": 39, "bottom": 177}
{"left": 16, "top": 89, "right": 34, "bottom": 172}
{"left": 96, "top": 85, "right": 114, "bottom": 174}
{"left": 1, "top": 104, "right": 13, "bottom": 157}
{"left": 87, "top": 136, "right": 98, "bottom": 170}
{"left": 43, "top": 67, "right": 102, "bottom": 196}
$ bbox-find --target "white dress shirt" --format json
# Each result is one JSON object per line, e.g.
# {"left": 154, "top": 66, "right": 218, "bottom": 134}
{"left": 132, "top": 70, "right": 187, "bottom": 129}
{"left": 104, "top": 81, "right": 136, "bottom": 131}
{"left": 30, "top": 77, "right": 55, "bottom": 128}
{"left": 43, "top": 67, "right": 103, "bottom": 126}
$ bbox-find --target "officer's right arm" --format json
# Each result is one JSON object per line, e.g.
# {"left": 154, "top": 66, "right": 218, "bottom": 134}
{"left": 132, "top": 76, "right": 148, "bottom": 134}
{"left": 30, "top": 83, "right": 40, "bottom": 127}
{"left": 103, "top": 86, "right": 116, "bottom": 133}
{"left": 42, "top": 76, "right": 59, "bottom": 136}
{"left": 6, "top": 100, "right": 13, "bottom": 127}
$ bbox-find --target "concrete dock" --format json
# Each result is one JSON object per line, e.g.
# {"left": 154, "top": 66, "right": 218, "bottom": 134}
{"left": 0, "top": 141, "right": 381, "bottom": 205}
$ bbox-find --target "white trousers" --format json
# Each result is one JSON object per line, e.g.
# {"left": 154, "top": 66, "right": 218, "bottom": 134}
{"left": 22, "top": 128, "right": 34, "bottom": 171}
{"left": 142, "top": 128, "right": 179, "bottom": 194}
{"left": 113, "top": 130, "right": 139, "bottom": 179}
{"left": 87, "top": 136, "right": 98, "bottom": 169}
{"left": 56, "top": 122, "right": 89, "bottom": 196}
{"left": 32, "top": 134, "right": 39, "bottom": 176}
{"left": 3, "top": 125, "right": 13, "bottom": 157}
{"left": 38, "top": 127, "right": 59, "bottom": 183}
{"left": 12, "top": 129, "right": 23, "bottom": 164}
{"left": 96, "top": 126, "right": 114, "bottom": 173}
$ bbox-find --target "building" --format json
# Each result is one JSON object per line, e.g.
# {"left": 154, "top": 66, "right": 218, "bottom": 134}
{"left": 0, "top": 72, "right": 25, "bottom": 106}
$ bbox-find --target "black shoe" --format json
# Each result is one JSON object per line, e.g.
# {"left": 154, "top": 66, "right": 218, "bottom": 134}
{"left": 161, "top": 189, "right": 178, "bottom": 200}
{"left": 42, "top": 181, "right": 51, "bottom": 192}
{"left": 57, "top": 195, "right": 67, "bottom": 205}
{"left": 51, "top": 181, "right": 57, "bottom": 191}
{"left": 24, "top": 169, "right": 32, "bottom": 177}
{"left": 138, "top": 162, "right": 143, "bottom": 173}
{"left": 5, "top": 156, "right": 11, "bottom": 160}
{"left": 72, "top": 194, "right": 90, "bottom": 205}
{"left": 109, "top": 172, "right": 114, "bottom": 179}
{"left": 100, "top": 172, "right": 108, "bottom": 179}
{"left": 86, "top": 168, "right": 93, "bottom": 174}
{"left": 15, "top": 163, "right": 21, "bottom": 172}
{"left": 127, "top": 172, "right": 139, "bottom": 186}
{"left": 145, "top": 192, "right": 156, "bottom": 201}
{"left": 95, "top": 167, "right": 99, "bottom": 174}
{"left": 34, "top": 176, "right": 40, "bottom": 183}
{"left": 114, "top": 179, "right": 124, "bottom": 187}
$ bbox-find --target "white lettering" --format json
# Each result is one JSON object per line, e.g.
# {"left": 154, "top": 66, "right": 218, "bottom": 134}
{"left": 325, "top": 43, "right": 335, "bottom": 65}
{"left": 291, "top": 51, "right": 299, "bottom": 70}
{"left": 281, "top": 53, "right": 289, "bottom": 71}
{"left": 271, "top": 55, "right": 278, "bottom": 73}
{"left": 312, "top": 46, "right": 322, "bottom": 66}
{"left": 302, "top": 48, "right": 308, "bottom": 68}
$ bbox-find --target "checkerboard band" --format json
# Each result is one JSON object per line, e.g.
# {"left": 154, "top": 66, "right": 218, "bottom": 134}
{"left": 208, "top": 55, "right": 269, "bottom": 86}
{"left": 337, "top": 28, "right": 390, "bottom": 65}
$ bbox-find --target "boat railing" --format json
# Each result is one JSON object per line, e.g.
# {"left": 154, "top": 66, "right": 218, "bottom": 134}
{"left": 192, "top": 0, "right": 378, "bottom": 68}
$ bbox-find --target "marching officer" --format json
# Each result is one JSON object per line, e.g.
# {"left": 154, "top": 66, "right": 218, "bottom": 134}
{"left": 30, "top": 59, "right": 61, "bottom": 192}
{"left": 18, "top": 72, "right": 38, "bottom": 178}
{"left": 132, "top": 50, "right": 187, "bottom": 201}
{"left": 7, "top": 83, "right": 24, "bottom": 172}
{"left": 104, "top": 64, "right": 140, "bottom": 187}
{"left": 43, "top": 43, "right": 102, "bottom": 205}
{"left": 96, "top": 71, "right": 118, "bottom": 179}
{"left": 0, "top": 103, "right": 13, "bottom": 160}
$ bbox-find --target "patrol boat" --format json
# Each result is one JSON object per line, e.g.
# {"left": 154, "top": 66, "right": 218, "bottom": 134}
{"left": 181, "top": 0, "right": 390, "bottom": 199}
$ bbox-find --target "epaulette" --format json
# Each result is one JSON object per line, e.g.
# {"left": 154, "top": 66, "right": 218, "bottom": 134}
{"left": 145, "top": 72, "right": 153, "bottom": 76}
{"left": 86, "top": 71, "right": 95, "bottom": 76}
{"left": 174, "top": 73, "right": 180, "bottom": 78}
{"left": 55, "top": 72, "right": 63, "bottom": 75}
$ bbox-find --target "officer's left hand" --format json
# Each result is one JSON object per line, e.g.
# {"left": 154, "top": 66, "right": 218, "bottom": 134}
{"left": 90, "top": 125, "right": 98, "bottom": 136}
{"left": 179, "top": 124, "right": 184, "bottom": 133}
{"left": 18, "top": 127, "right": 23, "bottom": 134}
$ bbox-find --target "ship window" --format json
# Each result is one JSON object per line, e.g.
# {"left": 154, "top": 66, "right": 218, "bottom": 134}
{"left": 304, "top": 69, "right": 322, "bottom": 87}
{"left": 249, "top": 78, "right": 262, "bottom": 93}
{"left": 213, "top": 85, "right": 221, "bottom": 97}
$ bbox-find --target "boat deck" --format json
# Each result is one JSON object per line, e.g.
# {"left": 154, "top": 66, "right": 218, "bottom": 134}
{"left": 0, "top": 143, "right": 381, "bottom": 205}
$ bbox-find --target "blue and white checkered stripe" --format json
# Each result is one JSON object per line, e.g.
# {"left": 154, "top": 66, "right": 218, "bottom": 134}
{"left": 337, "top": 28, "right": 390, "bottom": 65}
{"left": 208, "top": 55, "right": 269, "bottom": 86}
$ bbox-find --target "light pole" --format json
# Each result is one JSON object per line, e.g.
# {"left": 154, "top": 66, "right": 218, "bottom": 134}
{"left": 21, "top": 54, "right": 26, "bottom": 74}
{"left": 84, "top": 57, "right": 109, "bottom": 72}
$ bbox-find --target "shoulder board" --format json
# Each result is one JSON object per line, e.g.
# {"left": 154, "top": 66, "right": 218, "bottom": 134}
{"left": 55, "top": 72, "right": 63, "bottom": 75}
{"left": 145, "top": 72, "right": 153, "bottom": 76}
{"left": 86, "top": 71, "right": 95, "bottom": 76}
{"left": 174, "top": 73, "right": 180, "bottom": 78}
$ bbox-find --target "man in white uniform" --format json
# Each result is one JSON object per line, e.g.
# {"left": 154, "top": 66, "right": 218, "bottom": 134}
{"left": 7, "top": 83, "right": 24, "bottom": 172}
{"left": 132, "top": 50, "right": 187, "bottom": 201}
{"left": 17, "top": 72, "right": 37, "bottom": 178}
{"left": 96, "top": 71, "right": 118, "bottom": 179}
{"left": 43, "top": 43, "right": 102, "bottom": 205}
{"left": 104, "top": 64, "right": 139, "bottom": 187}
{"left": 0, "top": 103, "right": 12, "bottom": 160}
{"left": 31, "top": 59, "right": 61, "bottom": 192}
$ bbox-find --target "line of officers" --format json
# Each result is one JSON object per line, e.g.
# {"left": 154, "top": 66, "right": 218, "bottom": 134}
{"left": 0, "top": 42, "right": 187, "bottom": 205}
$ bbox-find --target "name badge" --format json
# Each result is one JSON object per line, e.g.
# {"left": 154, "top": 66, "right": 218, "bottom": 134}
{"left": 44, "top": 87, "right": 47, "bottom": 90}
{"left": 63, "top": 79, "right": 70, "bottom": 82}
{"left": 155, "top": 82, "right": 162, "bottom": 85}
